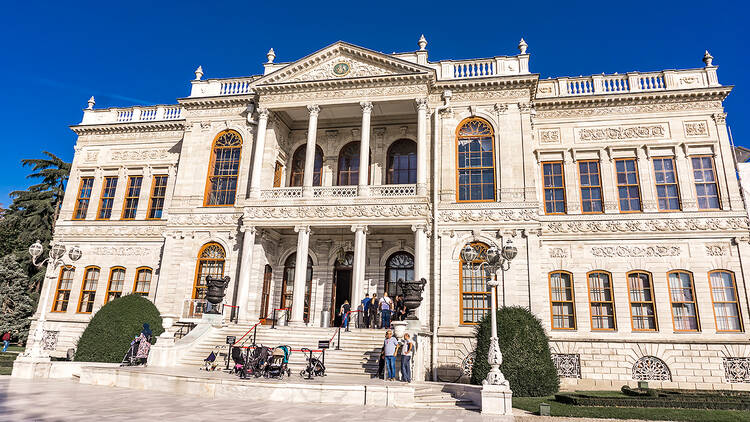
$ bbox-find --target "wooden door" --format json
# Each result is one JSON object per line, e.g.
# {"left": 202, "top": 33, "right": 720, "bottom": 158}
{"left": 259, "top": 265, "right": 272, "bottom": 324}
{"left": 273, "top": 162, "right": 283, "bottom": 187}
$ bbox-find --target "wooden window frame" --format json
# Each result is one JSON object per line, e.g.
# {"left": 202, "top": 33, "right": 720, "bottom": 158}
{"left": 615, "top": 158, "right": 642, "bottom": 213}
{"left": 96, "top": 176, "right": 118, "bottom": 220}
{"left": 290, "top": 145, "right": 324, "bottom": 187}
{"left": 73, "top": 177, "right": 94, "bottom": 220}
{"left": 132, "top": 267, "right": 153, "bottom": 297}
{"left": 667, "top": 270, "right": 700, "bottom": 332}
{"left": 578, "top": 160, "right": 604, "bottom": 214}
{"left": 203, "top": 130, "right": 242, "bottom": 207}
{"left": 587, "top": 270, "right": 616, "bottom": 331}
{"left": 120, "top": 175, "right": 143, "bottom": 220}
{"left": 652, "top": 157, "right": 681, "bottom": 212}
{"left": 273, "top": 162, "right": 284, "bottom": 188}
{"left": 105, "top": 267, "right": 126, "bottom": 304}
{"left": 691, "top": 155, "right": 721, "bottom": 210}
{"left": 708, "top": 270, "right": 744, "bottom": 332}
{"left": 146, "top": 174, "right": 169, "bottom": 220}
{"left": 626, "top": 270, "right": 658, "bottom": 331}
{"left": 459, "top": 242, "right": 496, "bottom": 325}
{"left": 77, "top": 266, "right": 100, "bottom": 314}
{"left": 456, "top": 118, "right": 496, "bottom": 203}
{"left": 193, "top": 243, "right": 226, "bottom": 300}
{"left": 549, "top": 271, "right": 576, "bottom": 330}
{"left": 51, "top": 266, "right": 75, "bottom": 312}
{"left": 542, "top": 161, "right": 566, "bottom": 215}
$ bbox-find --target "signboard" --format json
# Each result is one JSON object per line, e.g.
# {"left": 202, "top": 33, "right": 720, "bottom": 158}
{"left": 318, "top": 340, "right": 330, "bottom": 349}
{"left": 226, "top": 336, "right": 236, "bottom": 345}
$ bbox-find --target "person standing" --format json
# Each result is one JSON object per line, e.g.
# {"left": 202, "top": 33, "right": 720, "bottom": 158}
{"left": 400, "top": 332, "right": 414, "bottom": 382}
{"left": 380, "top": 294, "right": 392, "bottom": 329}
{"left": 395, "top": 295, "right": 406, "bottom": 321}
{"left": 1, "top": 331, "right": 10, "bottom": 352}
{"left": 361, "top": 294, "right": 371, "bottom": 328}
{"left": 383, "top": 330, "right": 398, "bottom": 381}
{"left": 369, "top": 293, "right": 379, "bottom": 328}
{"left": 339, "top": 300, "right": 351, "bottom": 328}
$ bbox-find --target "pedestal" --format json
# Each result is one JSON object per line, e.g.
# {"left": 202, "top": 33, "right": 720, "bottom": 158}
{"left": 392, "top": 321, "right": 407, "bottom": 339}
{"left": 481, "top": 383, "right": 514, "bottom": 418}
{"left": 11, "top": 356, "right": 52, "bottom": 379}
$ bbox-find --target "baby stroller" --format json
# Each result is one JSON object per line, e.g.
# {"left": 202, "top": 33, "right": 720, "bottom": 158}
{"left": 264, "top": 345, "right": 291, "bottom": 379}
{"left": 202, "top": 346, "right": 222, "bottom": 371}
{"left": 231, "top": 346, "right": 248, "bottom": 377}
{"left": 299, "top": 348, "right": 326, "bottom": 379}
{"left": 248, "top": 346, "right": 272, "bottom": 377}
{"left": 121, "top": 333, "right": 151, "bottom": 366}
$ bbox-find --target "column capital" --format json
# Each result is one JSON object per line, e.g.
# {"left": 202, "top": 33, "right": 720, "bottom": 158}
{"left": 712, "top": 112, "right": 727, "bottom": 125}
{"left": 307, "top": 104, "right": 321, "bottom": 116}
{"left": 258, "top": 108, "right": 270, "bottom": 120}
{"left": 411, "top": 223, "right": 428, "bottom": 232}
{"left": 415, "top": 98, "right": 428, "bottom": 111}
{"left": 294, "top": 225, "right": 311, "bottom": 234}
{"left": 351, "top": 224, "right": 369, "bottom": 234}
{"left": 360, "top": 101, "right": 373, "bottom": 113}
{"left": 239, "top": 225, "right": 256, "bottom": 235}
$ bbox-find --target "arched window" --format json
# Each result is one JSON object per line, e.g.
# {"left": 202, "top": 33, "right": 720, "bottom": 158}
{"left": 587, "top": 271, "right": 616, "bottom": 330}
{"left": 133, "top": 267, "right": 153, "bottom": 297}
{"left": 549, "top": 271, "right": 576, "bottom": 330}
{"left": 338, "top": 142, "right": 369, "bottom": 185}
{"left": 460, "top": 242, "right": 492, "bottom": 324}
{"left": 632, "top": 356, "right": 672, "bottom": 381}
{"left": 385, "top": 252, "right": 414, "bottom": 296}
{"left": 627, "top": 271, "right": 657, "bottom": 331}
{"left": 290, "top": 145, "right": 324, "bottom": 187}
{"left": 281, "top": 253, "right": 313, "bottom": 323}
{"left": 205, "top": 130, "right": 242, "bottom": 206}
{"left": 78, "top": 266, "right": 100, "bottom": 313}
{"left": 106, "top": 267, "right": 126, "bottom": 304}
{"left": 667, "top": 270, "right": 699, "bottom": 332}
{"left": 456, "top": 118, "right": 496, "bottom": 202}
{"left": 52, "top": 266, "right": 75, "bottom": 312}
{"left": 193, "top": 243, "right": 226, "bottom": 299}
{"left": 709, "top": 270, "right": 743, "bottom": 332}
{"left": 386, "top": 139, "right": 417, "bottom": 184}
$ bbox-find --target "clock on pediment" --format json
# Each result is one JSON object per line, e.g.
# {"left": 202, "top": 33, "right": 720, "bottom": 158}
{"left": 332, "top": 61, "right": 350, "bottom": 77}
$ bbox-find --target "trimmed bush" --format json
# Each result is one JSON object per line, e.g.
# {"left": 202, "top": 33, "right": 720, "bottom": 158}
{"left": 555, "top": 391, "right": 750, "bottom": 411}
{"left": 471, "top": 306, "right": 559, "bottom": 396}
{"left": 74, "top": 294, "right": 163, "bottom": 362}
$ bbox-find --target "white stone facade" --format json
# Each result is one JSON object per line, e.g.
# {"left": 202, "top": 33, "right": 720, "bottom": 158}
{"left": 30, "top": 39, "right": 750, "bottom": 389}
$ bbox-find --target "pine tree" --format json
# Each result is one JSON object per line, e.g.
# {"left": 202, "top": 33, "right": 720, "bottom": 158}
{"left": 0, "top": 254, "right": 36, "bottom": 344}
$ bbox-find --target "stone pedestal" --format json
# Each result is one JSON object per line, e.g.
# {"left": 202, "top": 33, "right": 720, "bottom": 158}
{"left": 392, "top": 321, "right": 407, "bottom": 339}
{"left": 11, "top": 356, "right": 52, "bottom": 379}
{"left": 481, "top": 383, "right": 514, "bottom": 418}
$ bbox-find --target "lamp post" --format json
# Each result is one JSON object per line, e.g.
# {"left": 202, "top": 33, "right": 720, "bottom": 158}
{"left": 460, "top": 239, "right": 517, "bottom": 386}
{"left": 24, "top": 240, "right": 82, "bottom": 358}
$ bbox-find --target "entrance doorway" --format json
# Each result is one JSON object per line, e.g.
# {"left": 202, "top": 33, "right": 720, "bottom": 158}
{"left": 259, "top": 265, "right": 272, "bottom": 325}
{"left": 331, "top": 251, "right": 354, "bottom": 326}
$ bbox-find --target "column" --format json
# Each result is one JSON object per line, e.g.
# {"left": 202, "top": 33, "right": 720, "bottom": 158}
{"left": 358, "top": 102, "right": 373, "bottom": 196}
{"left": 599, "top": 151, "right": 619, "bottom": 213}
{"left": 291, "top": 225, "right": 311, "bottom": 324}
{"left": 135, "top": 166, "right": 152, "bottom": 220}
{"left": 637, "top": 147, "right": 657, "bottom": 212}
{"left": 302, "top": 105, "right": 320, "bottom": 198}
{"left": 351, "top": 225, "right": 368, "bottom": 307}
{"left": 249, "top": 108, "right": 270, "bottom": 199}
{"left": 416, "top": 98, "right": 428, "bottom": 196}
{"left": 412, "top": 224, "right": 428, "bottom": 280}
{"left": 675, "top": 145, "right": 698, "bottom": 211}
{"left": 563, "top": 150, "right": 580, "bottom": 214}
{"left": 235, "top": 226, "right": 256, "bottom": 322}
{"left": 713, "top": 113, "right": 743, "bottom": 210}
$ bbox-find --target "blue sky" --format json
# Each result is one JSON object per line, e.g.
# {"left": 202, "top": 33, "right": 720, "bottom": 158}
{"left": 1, "top": 0, "right": 747, "bottom": 206}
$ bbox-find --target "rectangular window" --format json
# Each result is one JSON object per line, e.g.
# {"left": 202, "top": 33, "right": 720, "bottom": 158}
{"left": 549, "top": 271, "right": 576, "bottom": 329}
{"left": 460, "top": 246, "right": 493, "bottom": 324}
{"left": 106, "top": 268, "right": 126, "bottom": 304}
{"left": 692, "top": 156, "right": 720, "bottom": 209}
{"left": 52, "top": 267, "right": 75, "bottom": 312}
{"left": 542, "top": 162, "right": 566, "bottom": 214}
{"left": 77, "top": 267, "right": 100, "bottom": 313}
{"left": 627, "top": 272, "right": 657, "bottom": 331}
{"left": 121, "top": 176, "right": 143, "bottom": 220}
{"left": 615, "top": 159, "right": 641, "bottom": 212}
{"left": 588, "top": 271, "right": 616, "bottom": 330}
{"left": 133, "top": 268, "right": 152, "bottom": 297}
{"left": 579, "top": 161, "right": 603, "bottom": 213}
{"left": 97, "top": 176, "right": 118, "bottom": 219}
{"left": 709, "top": 271, "right": 743, "bottom": 332}
{"left": 147, "top": 175, "right": 168, "bottom": 219}
{"left": 273, "top": 162, "right": 283, "bottom": 188}
{"left": 653, "top": 158, "right": 681, "bottom": 211}
{"left": 668, "top": 271, "right": 700, "bottom": 332}
{"left": 73, "top": 177, "right": 94, "bottom": 220}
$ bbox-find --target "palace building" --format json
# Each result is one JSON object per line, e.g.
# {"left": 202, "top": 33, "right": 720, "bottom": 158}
{"left": 31, "top": 37, "right": 750, "bottom": 388}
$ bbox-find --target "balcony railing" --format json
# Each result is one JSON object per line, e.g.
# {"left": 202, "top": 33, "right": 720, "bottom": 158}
{"left": 80, "top": 105, "right": 183, "bottom": 125}
{"left": 257, "top": 184, "right": 418, "bottom": 200}
{"left": 314, "top": 186, "right": 358, "bottom": 198}
{"left": 438, "top": 56, "right": 529, "bottom": 79}
{"left": 369, "top": 184, "right": 416, "bottom": 197}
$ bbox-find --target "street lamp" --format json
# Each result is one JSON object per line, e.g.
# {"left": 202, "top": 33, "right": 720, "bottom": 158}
{"left": 24, "top": 240, "right": 82, "bottom": 358}
{"left": 460, "top": 238, "right": 517, "bottom": 386}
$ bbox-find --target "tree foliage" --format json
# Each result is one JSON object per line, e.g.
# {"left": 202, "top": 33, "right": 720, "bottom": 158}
{"left": 471, "top": 306, "right": 560, "bottom": 397}
{"left": 0, "top": 254, "right": 36, "bottom": 343}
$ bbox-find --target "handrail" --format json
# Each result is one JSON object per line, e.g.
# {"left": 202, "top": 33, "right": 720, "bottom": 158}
{"left": 232, "top": 321, "right": 261, "bottom": 347}
{"left": 328, "top": 309, "right": 361, "bottom": 349}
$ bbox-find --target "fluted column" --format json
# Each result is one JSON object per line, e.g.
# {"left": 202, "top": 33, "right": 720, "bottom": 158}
{"left": 637, "top": 147, "right": 657, "bottom": 212}
{"left": 358, "top": 102, "right": 373, "bottom": 196}
{"left": 249, "top": 108, "right": 270, "bottom": 199}
{"left": 675, "top": 145, "right": 698, "bottom": 211}
{"left": 351, "top": 225, "right": 368, "bottom": 307}
{"left": 416, "top": 98, "right": 428, "bottom": 196}
{"left": 290, "top": 225, "right": 311, "bottom": 324}
{"left": 235, "top": 226, "right": 256, "bottom": 322}
{"left": 412, "top": 224, "right": 428, "bottom": 280}
{"left": 302, "top": 105, "right": 320, "bottom": 198}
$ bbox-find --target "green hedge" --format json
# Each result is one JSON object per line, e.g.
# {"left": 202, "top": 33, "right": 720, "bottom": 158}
{"left": 555, "top": 392, "right": 750, "bottom": 411}
{"left": 470, "top": 306, "right": 559, "bottom": 396}
{"left": 74, "top": 295, "right": 163, "bottom": 362}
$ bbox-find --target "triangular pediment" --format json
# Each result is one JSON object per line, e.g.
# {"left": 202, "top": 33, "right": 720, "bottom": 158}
{"left": 257, "top": 42, "right": 433, "bottom": 86}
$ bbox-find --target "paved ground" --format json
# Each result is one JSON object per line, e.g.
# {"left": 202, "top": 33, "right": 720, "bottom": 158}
{"left": 0, "top": 377, "right": 647, "bottom": 422}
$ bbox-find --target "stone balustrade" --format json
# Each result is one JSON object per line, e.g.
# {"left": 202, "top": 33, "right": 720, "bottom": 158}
{"left": 189, "top": 77, "right": 258, "bottom": 97}
{"left": 79, "top": 105, "right": 183, "bottom": 125}
{"left": 437, "top": 55, "right": 530, "bottom": 79}
{"left": 257, "top": 184, "right": 418, "bottom": 200}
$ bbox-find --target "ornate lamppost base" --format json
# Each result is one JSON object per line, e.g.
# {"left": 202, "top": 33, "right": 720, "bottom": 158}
{"left": 480, "top": 383, "right": 514, "bottom": 417}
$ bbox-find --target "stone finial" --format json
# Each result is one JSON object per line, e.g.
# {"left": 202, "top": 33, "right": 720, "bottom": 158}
{"left": 194, "top": 65, "right": 204, "bottom": 80}
{"left": 86, "top": 96, "right": 95, "bottom": 110}
{"left": 518, "top": 38, "right": 528, "bottom": 54}
{"left": 703, "top": 50, "right": 714, "bottom": 67}
{"left": 418, "top": 34, "right": 428, "bottom": 51}
{"left": 267, "top": 48, "right": 276, "bottom": 63}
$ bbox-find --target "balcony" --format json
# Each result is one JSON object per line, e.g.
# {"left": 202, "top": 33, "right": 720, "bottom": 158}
{"left": 258, "top": 184, "right": 418, "bottom": 200}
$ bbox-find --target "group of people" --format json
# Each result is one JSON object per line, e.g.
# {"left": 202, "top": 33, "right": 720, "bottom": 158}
{"left": 337, "top": 292, "right": 407, "bottom": 329}
{"left": 377, "top": 330, "right": 414, "bottom": 382}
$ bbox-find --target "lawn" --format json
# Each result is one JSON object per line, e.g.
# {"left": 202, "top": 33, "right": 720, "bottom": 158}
{"left": 513, "top": 394, "right": 750, "bottom": 422}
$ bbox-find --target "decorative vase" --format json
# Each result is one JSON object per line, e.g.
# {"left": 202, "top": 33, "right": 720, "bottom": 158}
{"left": 397, "top": 277, "right": 428, "bottom": 320}
{"left": 204, "top": 275, "right": 230, "bottom": 314}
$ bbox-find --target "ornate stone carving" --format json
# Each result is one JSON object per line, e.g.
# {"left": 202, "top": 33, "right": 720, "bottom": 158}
{"left": 96, "top": 247, "right": 154, "bottom": 256}
{"left": 285, "top": 56, "right": 392, "bottom": 83}
{"left": 684, "top": 120, "right": 709, "bottom": 137}
{"left": 539, "top": 129, "right": 560, "bottom": 144}
{"left": 171, "top": 213, "right": 241, "bottom": 226}
{"left": 723, "top": 357, "right": 750, "bottom": 383}
{"left": 713, "top": 113, "right": 727, "bottom": 124}
{"left": 438, "top": 208, "right": 538, "bottom": 223}
{"left": 552, "top": 353, "right": 581, "bottom": 378}
{"left": 244, "top": 204, "right": 429, "bottom": 220}
{"left": 41, "top": 330, "right": 59, "bottom": 351}
{"left": 577, "top": 124, "right": 667, "bottom": 142}
{"left": 56, "top": 225, "right": 164, "bottom": 238}
{"left": 262, "top": 84, "right": 428, "bottom": 105}
{"left": 536, "top": 101, "right": 722, "bottom": 119}
{"left": 110, "top": 149, "right": 176, "bottom": 162}
{"left": 545, "top": 217, "right": 749, "bottom": 234}
{"left": 705, "top": 244, "right": 729, "bottom": 256}
{"left": 591, "top": 245, "right": 681, "bottom": 257}
{"left": 494, "top": 103, "right": 509, "bottom": 114}
{"left": 549, "top": 247, "right": 568, "bottom": 258}
{"left": 415, "top": 98, "right": 428, "bottom": 111}
{"left": 632, "top": 356, "right": 671, "bottom": 381}
{"left": 448, "top": 88, "right": 528, "bottom": 102}
{"left": 85, "top": 151, "right": 99, "bottom": 162}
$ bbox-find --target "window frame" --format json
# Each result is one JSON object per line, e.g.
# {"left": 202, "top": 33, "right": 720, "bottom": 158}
{"left": 691, "top": 155, "right": 721, "bottom": 210}
{"left": 652, "top": 157, "right": 681, "bottom": 212}
{"left": 51, "top": 266, "right": 75, "bottom": 312}
{"left": 96, "top": 176, "right": 118, "bottom": 220}
{"left": 337, "top": 141, "right": 369, "bottom": 186}
{"left": 290, "top": 145, "right": 324, "bottom": 187}
{"left": 385, "top": 251, "right": 415, "bottom": 296}
{"left": 626, "top": 270, "right": 658, "bottom": 332}
{"left": 708, "top": 270, "right": 744, "bottom": 332}
{"left": 281, "top": 253, "right": 313, "bottom": 323}
{"left": 132, "top": 267, "right": 153, "bottom": 297}
{"left": 193, "top": 243, "right": 226, "bottom": 300}
{"left": 455, "top": 118, "right": 496, "bottom": 203}
{"left": 549, "top": 271, "right": 577, "bottom": 330}
{"left": 146, "top": 174, "right": 169, "bottom": 220}
{"left": 578, "top": 160, "right": 604, "bottom": 214}
{"left": 203, "top": 130, "right": 242, "bottom": 207}
{"left": 77, "top": 266, "right": 100, "bottom": 314}
{"left": 667, "top": 270, "right": 700, "bottom": 332}
{"left": 615, "top": 158, "right": 642, "bottom": 213}
{"left": 120, "top": 175, "right": 143, "bottom": 220}
{"left": 587, "top": 270, "right": 617, "bottom": 331}
{"left": 542, "top": 161, "right": 566, "bottom": 215}
{"left": 386, "top": 139, "right": 418, "bottom": 185}
{"left": 459, "top": 242, "right": 495, "bottom": 325}
{"left": 73, "top": 177, "right": 95, "bottom": 220}
{"left": 105, "top": 266, "right": 126, "bottom": 304}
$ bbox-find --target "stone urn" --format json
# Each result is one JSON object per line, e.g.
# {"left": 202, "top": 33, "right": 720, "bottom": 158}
{"left": 204, "top": 275, "right": 230, "bottom": 314}
{"left": 397, "top": 277, "right": 428, "bottom": 320}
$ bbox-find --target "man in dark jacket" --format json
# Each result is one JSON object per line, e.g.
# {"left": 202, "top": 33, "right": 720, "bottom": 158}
{"left": 361, "top": 294, "right": 371, "bottom": 328}
{"left": 369, "top": 293, "right": 379, "bottom": 328}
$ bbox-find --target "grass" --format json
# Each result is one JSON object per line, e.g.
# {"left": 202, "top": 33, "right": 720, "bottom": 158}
{"left": 513, "top": 395, "right": 750, "bottom": 422}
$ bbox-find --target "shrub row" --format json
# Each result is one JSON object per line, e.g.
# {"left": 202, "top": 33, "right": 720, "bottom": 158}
{"left": 555, "top": 392, "right": 750, "bottom": 411}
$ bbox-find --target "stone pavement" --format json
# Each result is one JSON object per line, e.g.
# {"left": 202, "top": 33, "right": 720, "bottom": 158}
{"left": 0, "top": 377, "right": 648, "bottom": 422}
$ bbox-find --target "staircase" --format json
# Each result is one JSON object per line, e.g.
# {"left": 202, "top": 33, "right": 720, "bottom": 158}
{"left": 413, "top": 384, "right": 480, "bottom": 411}
{"left": 178, "top": 324, "right": 385, "bottom": 377}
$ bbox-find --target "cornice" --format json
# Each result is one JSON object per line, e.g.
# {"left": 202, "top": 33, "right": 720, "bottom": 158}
{"left": 70, "top": 120, "right": 185, "bottom": 136}
{"left": 255, "top": 73, "right": 433, "bottom": 94}
{"left": 178, "top": 94, "right": 256, "bottom": 110}
{"left": 433, "top": 73, "right": 539, "bottom": 92}
{"left": 533, "top": 86, "right": 732, "bottom": 110}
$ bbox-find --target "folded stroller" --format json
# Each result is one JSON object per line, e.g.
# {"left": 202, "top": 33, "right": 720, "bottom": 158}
{"left": 202, "top": 347, "right": 221, "bottom": 371}
{"left": 300, "top": 348, "right": 326, "bottom": 379}
{"left": 264, "top": 345, "right": 291, "bottom": 379}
